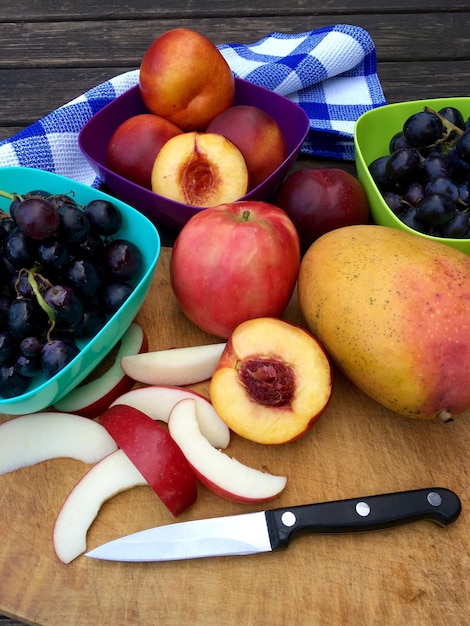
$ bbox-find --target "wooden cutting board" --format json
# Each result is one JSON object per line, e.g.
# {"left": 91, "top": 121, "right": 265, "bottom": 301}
{"left": 1, "top": 247, "right": 469, "bottom": 626}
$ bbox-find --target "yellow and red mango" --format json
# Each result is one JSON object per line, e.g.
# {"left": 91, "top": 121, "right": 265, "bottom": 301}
{"left": 298, "top": 224, "right": 470, "bottom": 421}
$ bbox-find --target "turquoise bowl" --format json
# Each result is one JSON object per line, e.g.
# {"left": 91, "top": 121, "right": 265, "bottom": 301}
{"left": 355, "top": 97, "right": 470, "bottom": 254}
{"left": 0, "top": 166, "right": 160, "bottom": 415}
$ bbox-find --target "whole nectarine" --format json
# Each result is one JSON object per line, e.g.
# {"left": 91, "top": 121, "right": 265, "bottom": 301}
{"left": 273, "top": 168, "right": 370, "bottom": 254}
{"left": 139, "top": 28, "right": 235, "bottom": 131}
{"left": 106, "top": 114, "right": 183, "bottom": 189}
{"left": 207, "top": 105, "right": 288, "bottom": 189}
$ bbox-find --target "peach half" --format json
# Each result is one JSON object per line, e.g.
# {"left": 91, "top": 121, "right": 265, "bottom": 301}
{"left": 151, "top": 131, "right": 249, "bottom": 207}
{"left": 209, "top": 317, "right": 333, "bottom": 444}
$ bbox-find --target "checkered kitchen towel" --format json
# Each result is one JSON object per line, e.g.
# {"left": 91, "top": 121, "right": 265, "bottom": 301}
{"left": 0, "top": 24, "right": 385, "bottom": 187}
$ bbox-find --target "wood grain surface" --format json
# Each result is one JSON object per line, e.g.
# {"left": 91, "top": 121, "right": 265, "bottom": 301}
{"left": 1, "top": 3, "right": 469, "bottom": 141}
{"left": 0, "top": 248, "right": 469, "bottom": 626}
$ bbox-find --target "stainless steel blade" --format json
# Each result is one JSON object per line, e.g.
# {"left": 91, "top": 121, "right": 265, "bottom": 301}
{"left": 85, "top": 487, "right": 461, "bottom": 563}
{"left": 85, "top": 511, "right": 271, "bottom": 561}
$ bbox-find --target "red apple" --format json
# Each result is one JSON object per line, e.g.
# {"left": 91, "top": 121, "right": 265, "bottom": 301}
{"left": 106, "top": 114, "right": 183, "bottom": 189}
{"left": 170, "top": 201, "right": 301, "bottom": 339}
{"left": 99, "top": 404, "right": 197, "bottom": 516}
{"left": 272, "top": 168, "right": 370, "bottom": 254}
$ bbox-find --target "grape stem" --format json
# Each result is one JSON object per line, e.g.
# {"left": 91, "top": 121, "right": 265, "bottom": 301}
{"left": 425, "top": 106, "right": 464, "bottom": 144}
{"left": 0, "top": 189, "right": 21, "bottom": 202}
{"left": 21, "top": 268, "right": 57, "bottom": 337}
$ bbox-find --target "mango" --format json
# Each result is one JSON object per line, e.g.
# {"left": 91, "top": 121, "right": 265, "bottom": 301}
{"left": 297, "top": 224, "right": 470, "bottom": 421}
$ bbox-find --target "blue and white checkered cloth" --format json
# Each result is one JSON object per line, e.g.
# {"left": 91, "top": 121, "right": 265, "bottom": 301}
{"left": 0, "top": 24, "right": 385, "bottom": 188}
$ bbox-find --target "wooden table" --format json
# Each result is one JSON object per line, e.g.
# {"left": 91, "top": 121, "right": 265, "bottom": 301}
{"left": 1, "top": 2, "right": 470, "bottom": 625}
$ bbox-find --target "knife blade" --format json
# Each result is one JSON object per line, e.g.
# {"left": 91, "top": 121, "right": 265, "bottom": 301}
{"left": 85, "top": 487, "right": 461, "bottom": 562}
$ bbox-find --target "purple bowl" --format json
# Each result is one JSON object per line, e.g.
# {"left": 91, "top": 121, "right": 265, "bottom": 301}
{"left": 78, "top": 78, "right": 310, "bottom": 231}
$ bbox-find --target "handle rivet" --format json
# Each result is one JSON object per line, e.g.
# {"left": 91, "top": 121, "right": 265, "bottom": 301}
{"left": 356, "top": 501, "right": 371, "bottom": 517}
{"left": 427, "top": 491, "right": 442, "bottom": 507}
{"left": 281, "top": 511, "right": 296, "bottom": 527}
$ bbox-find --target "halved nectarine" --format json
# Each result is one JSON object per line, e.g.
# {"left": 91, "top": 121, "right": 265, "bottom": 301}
{"left": 209, "top": 317, "right": 333, "bottom": 444}
{"left": 151, "top": 131, "right": 249, "bottom": 207}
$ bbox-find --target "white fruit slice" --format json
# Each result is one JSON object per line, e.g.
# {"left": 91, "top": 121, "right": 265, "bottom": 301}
{"left": 54, "top": 323, "right": 147, "bottom": 418}
{"left": 168, "top": 398, "right": 287, "bottom": 503}
{"left": 110, "top": 385, "right": 230, "bottom": 449}
{"left": 121, "top": 342, "right": 226, "bottom": 386}
{"left": 0, "top": 412, "right": 118, "bottom": 475}
{"left": 53, "top": 449, "right": 147, "bottom": 564}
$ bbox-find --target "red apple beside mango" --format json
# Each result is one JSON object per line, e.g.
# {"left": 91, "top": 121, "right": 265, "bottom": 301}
{"left": 170, "top": 201, "right": 301, "bottom": 339}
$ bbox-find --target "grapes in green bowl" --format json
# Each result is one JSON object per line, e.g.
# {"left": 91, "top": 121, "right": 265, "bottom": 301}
{"left": 354, "top": 97, "right": 470, "bottom": 254}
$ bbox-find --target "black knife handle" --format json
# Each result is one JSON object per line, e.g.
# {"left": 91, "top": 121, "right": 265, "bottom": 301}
{"left": 265, "top": 488, "right": 461, "bottom": 551}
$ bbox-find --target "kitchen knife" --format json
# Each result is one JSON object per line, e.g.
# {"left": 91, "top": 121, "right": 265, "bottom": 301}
{"left": 85, "top": 487, "right": 461, "bottom": 562}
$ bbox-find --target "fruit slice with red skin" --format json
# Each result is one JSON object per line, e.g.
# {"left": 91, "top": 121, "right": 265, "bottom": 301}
{"left": 168, "top": 398, "right": 287, "bottom": 503}
{"left": 209, "top": 317, "right": 333, "bottom": 445}
{"left": 151, "top": 132, "right": 249, "bottom": 207}
{"left": 99, "top": 404, "right": 197, "bottom": 516}
{"left": 120, "top": 342, "right": 226, "bottom": 386}
{"left": 53, "top": 449, "right": 147, "bottom": 563}
{"left": 0, "top": 412, "right": 118, "bottom": 475}
{"left": 54, "top": 323, "right": 148, "bottom": 418}
{"left": 110, "top": 385, "right": 230, "bottom": 449}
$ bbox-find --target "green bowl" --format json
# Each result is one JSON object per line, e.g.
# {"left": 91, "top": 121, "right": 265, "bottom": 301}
{"left": 354, "top": 97, "right": 470, "bottom": 253}
{"left": 0, "top": 166, "right": 160, "bottom": 415}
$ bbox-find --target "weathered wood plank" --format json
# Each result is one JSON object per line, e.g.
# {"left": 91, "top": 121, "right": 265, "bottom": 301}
{"left": 0, "top": 13, "right": 468, "bottom": 71}
{"left": 1, "top": 0, "right": 468, "bottom": 20}
{"left": 0, "top": 59, "right": 467, "bottom": 141}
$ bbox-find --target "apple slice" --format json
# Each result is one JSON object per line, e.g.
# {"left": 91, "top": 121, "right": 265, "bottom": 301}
{"left": 54, "top": 323, "right": 148, "bottom": 418}
{"left": 0, "top": 412, "right": 118, "bottom": 475}
{"left": 110, "top": 385, "right": 230, "bottom": 449}
{"left": 168, "top": 398, "right": 287, "bottom": 503}
{"left": 99, "top": 404, "right": 197, "bottom": 516}
{"left": 53, "top": 449, "right": 147, "bottom": 563}
{"left": 120, "top": 342, "right": 226, "bottom": 386}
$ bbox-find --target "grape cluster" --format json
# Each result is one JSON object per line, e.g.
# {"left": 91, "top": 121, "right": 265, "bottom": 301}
{"left": 369, "top": 106, "right": 470, "bottom": 238}
{"left": 0, "top": 189, "right": 144, "bottom": 399}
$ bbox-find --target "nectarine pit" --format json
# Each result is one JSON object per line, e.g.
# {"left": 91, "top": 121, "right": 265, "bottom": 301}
{"left": 181, "top": 144, "right": 219, "bottom": 205}
{"left": 237, "top": 357, "right": 295, "bottom": 407}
